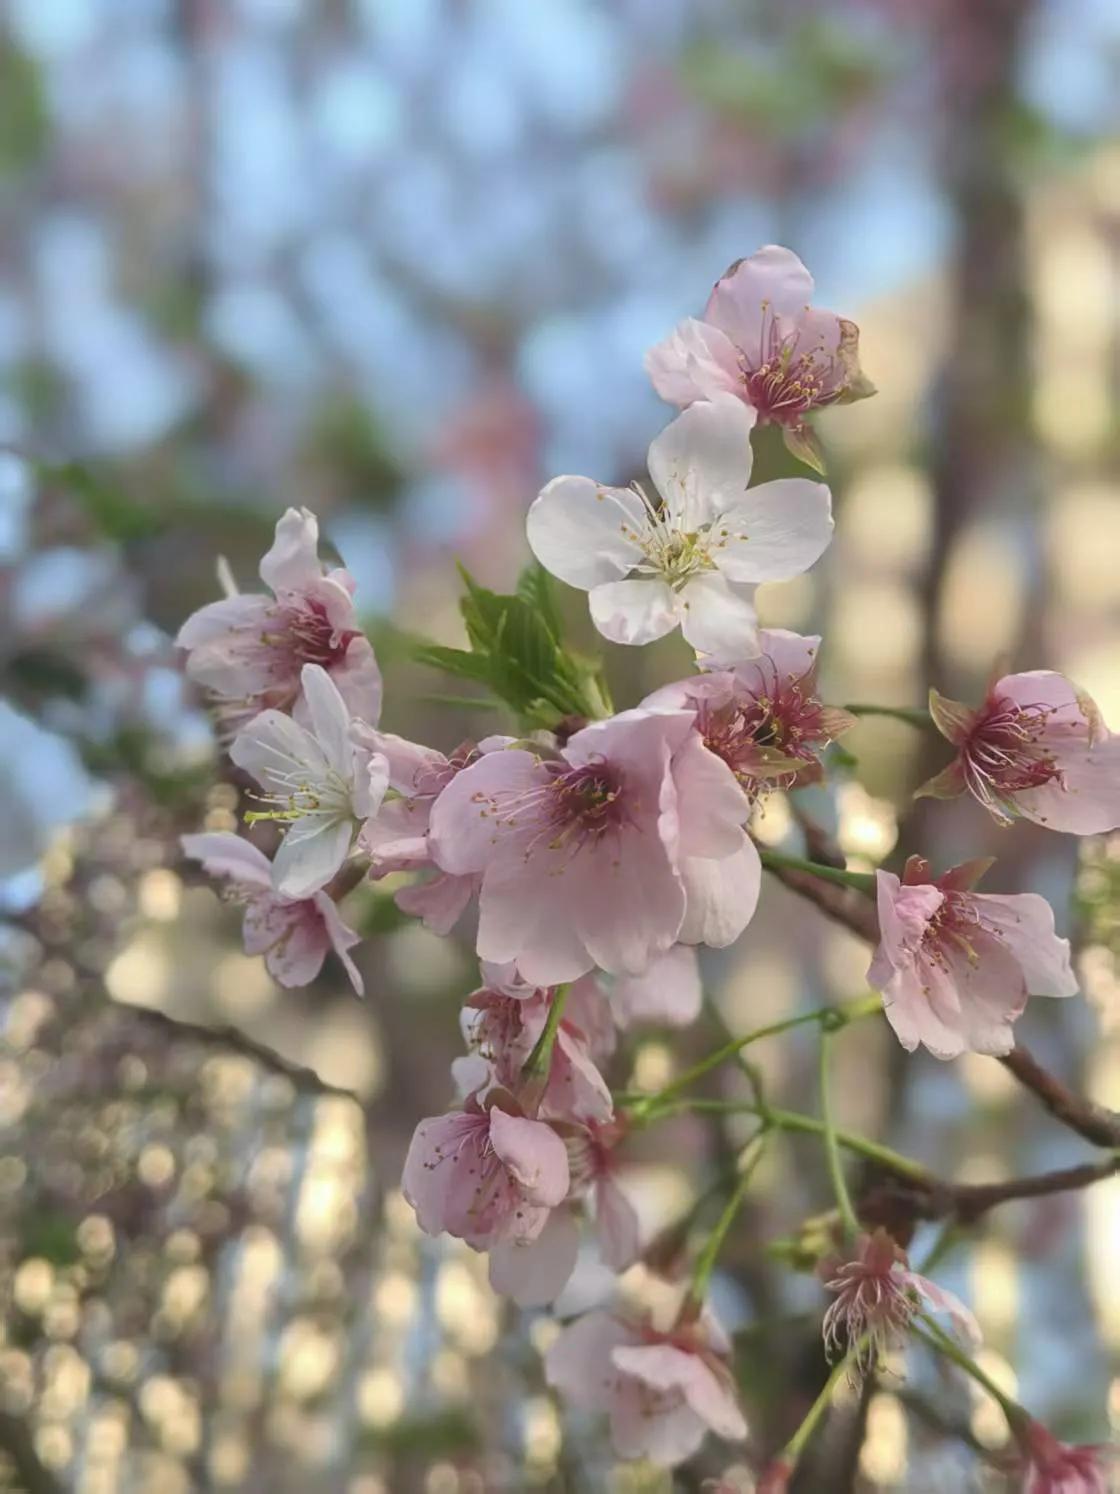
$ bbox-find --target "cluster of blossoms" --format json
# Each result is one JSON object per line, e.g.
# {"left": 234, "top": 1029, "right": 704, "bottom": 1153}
{"left": 178, "top": 247, "right": 1119, "bottom": 1481}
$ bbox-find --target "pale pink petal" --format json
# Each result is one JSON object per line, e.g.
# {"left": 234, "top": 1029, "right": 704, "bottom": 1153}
{"left": 975, "top": 894, "right": 1078, "bottom": 998}
{"left": 272, "top": 816, "right": 354, "bottom": 900}
{"left": 645, "top": 317, "right": 744, "bottom": 407}
{"left": 176, "top": 593, "right": 271, "bottom": 651}
{"left": 543, "top": 1028, "right": 614, "bottom": 1125}
{"left": 672, "top": 733, "right": 750, "bottom": 859}
{"left": 361, "top": 731, "right": 446, "bottom": 795}
{"left": 544, "top": 1311, "right": 638, "bottom": 1410}
{"left": 259, "top": 506, "right": 322, "bottom": 592}
{"left": 704, "top": 245, "right": 815, "bottom": 347}
{"left": 678, "top": 838, "right": 761, "bottom": 948}
{"left": 612, "top": 1344, "right": 747, "bottom": 1442}
{"left": 180, "top": 831, "right": 273, "bottom": 888}
{"left": 395, "top": 871, "right": 476, "bottom": 935}
{"left": 263, "top": 909, "right": 331, "bottom": 986}
{"left": 1013, "top": 737, "right": 1120, "bottom": 835}
{"left": 612, "top": 944, "right": 702, "bottom": 1028}
{"left": 564, "top": 974, "right": 617, "bottom": 1059}
{"left": 595, "top": 1176, "right": 641, "bottom": 1272}
{"left": 325, "top": 634, "right": 382, "bottom": 724}
{"left": 914, "top": 1277, "right": 982, "bottom": 1348}
{"left": 711, "top": 477, "right": 833, "bottom": 584}
{"left": 488, "top": 1109, "right": 570, "bottom": 1208}
{"left": 679, "top": 573, "right": 760, "bottom": 659}
{"left": 428, "top": 749, "right": 545, "bottom": 875}
{"left": 754, "top": 628, "right": 822, "bottom": 681}
{"left": 477, "top": 857, "right": 596, "bottom": 983}
{"left": 489, "top": 1206, "right": 580, "bottom": 1306}
{"left": 569, "top": 807, "right": 685, "bottom": 976}
{"left": 526, "top": 477, "right": 646, "bottom": 590}
{"left": 610, "top": 1380, "right": 708, "bottom": 1466}
{"left": 647, "top": 394, "right": 757, "bottom": 530}
{"left": 588, "top": 577, "right": 680, "bottom": 645}
{"left": 312, "top": 891, "right": 365, "bottom": 995}
{"left": 361, "top": 797, "right": 431, "bottom": 868}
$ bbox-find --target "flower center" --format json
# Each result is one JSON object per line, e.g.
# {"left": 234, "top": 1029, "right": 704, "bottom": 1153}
{"left": 922, "top": 891, "right": 988, "bottom": 969}
{"left": 546, "top": 761, "right": 627, "bottom": 844}
{"left": 274, "top": 597, "right": 358, "bottom": 671}
{"left": 618, "top": 484, "right": 720, "bottom": 589}
{"left": 962, "top": 697, "right": 1062, "bottom": 822}
{"left": 697, "top": 667, "right": 826, "bottom": 791}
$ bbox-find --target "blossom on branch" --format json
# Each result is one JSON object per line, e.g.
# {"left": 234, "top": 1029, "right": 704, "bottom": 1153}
{"left": 919, "top": 671, "right": 1120, "bottom": 833}
{"left": 1018, "top": 1421, "right": 1112, "bottom": 1493}
{"left": 527, "top": 395, "right": 832, "bottom": 658}
{"left": 177, "top": 506, "right": 381, "bottom": 734}
{"left": 428, "top": 707, "right": 753, "bottom": 984}
{"left": 545, "top": 1308, "right": 747, "bottom": 1468}
{"left": 820, "top": 1228, "right": 980, "bottom": 1374}
{"left": 868, "top": 856, "right": 1077, "bottom": 1059}
{"left": 645, "top": 245, "right": 874, "bottom": 472}
{"left": 180, "top": 831, "right": 363, "bottom": 994}
{"left": 230, "top": 663, "right": 388, "bottom": 899}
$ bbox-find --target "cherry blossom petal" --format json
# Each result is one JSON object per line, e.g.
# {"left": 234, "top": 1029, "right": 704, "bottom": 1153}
{"left": 395, "top": 871, "right": 476, "bottom": 935}
{"left": 645, "top": 317, "right": 744, "bottom": 407}
{"left": 180, "top": 831, "right": 273, "bottom": 888}
{"left": 544, "top": 1311, "right": 638, "bottom": 1410}
{"left": 259, "top": 506, "right": 323, "bottom": 592}
{"left": 272, "top": 816, "right": 354, "bottom": 900}
{"left": 711, "top": 477, "right": 833, "bottom": 584}
{"left": 610, "top": 1381, "right": 708, "bottom": 1466}
{"left": 678, "top": 838, "right": 761, "bottom": 948}
{"left": 488, "top": 1108, "right": 570, "bottom": 1208}
{"left": 176, "top": 593, "right": 271, "bottom": 652}
{"left": 611, "top": 1344, "right": 747, "bottom": 1442}
{"left": 975, "top": 894, "right": 1078, "bottom": 998}
{"left": 428, "top": 749, "right": 545, "bottom": 875}
{"left": 679, "top": 573, "right": 760, "bottom": 659}
{"left": 647, "top": 394, "right": 757, "bottom": 530}
{"left": 312, "top": 891, "right": 364, "bottom": 995}
{"left": 914, "top": 1277, "right": 982, "bottom": 1348}
{"left": 263, "top": 910, "right": 331, "bottom": 987}
{"left": 588, "top": 578, "right": 680, "bottom": 645}
{"left": 672, "top": 733, "right": 751, "bottom": 859}
{"left": 489, "top": 1206, "right": 580, "bottom": 1306}
{"left": 526, "top": 477, "right": 647, "bottom": 590}
{"left": 594, "top": 1176, "right": 641, "bottom": 1272}
{"left": 703, "top": 245, "right": 815, "bottom": 347}
{"left": 300, "top": 664, "right": 353, "bottom": 780}
{"left": 612, "top": 944, "right": 703, "bottom": 1028}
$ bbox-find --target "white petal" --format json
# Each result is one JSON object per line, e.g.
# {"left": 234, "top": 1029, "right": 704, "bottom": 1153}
{"left": 272, "top": 817, "right": 353, "bottom": 899}
{"left": 647, "top": 394, "right": 756, "bottom": 530}
{"left": 711, "top": 477, "right": 832, "bottom": 584}
{"left": 259, "top": 507, "right": 322, "bottom": 593}
{"left": 588, "top": 578, "right": 680, "bottom": 646}
{"left": 526, "top": 477, "right": 646, "bottom": 590}
{"left": 230, "top": 710, "right": 330, "bottom": 795}
{"left": 180, "top": 832, "right": 273, "bottom": 888}
{"left": 300, "top": 664, "right": 353, "bottom": 780}
{"left": 679, "top": 574, "right": 759, "bottom": 660}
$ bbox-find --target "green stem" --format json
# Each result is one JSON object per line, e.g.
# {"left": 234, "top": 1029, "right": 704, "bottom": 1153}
{"left": 820, "top": 1032, "right": 860, "bottom": 1237}
{"left": 780, "top": 1337, "right": 869, "bottom": 1465}
{"left": 845, "top": 703, "right": 933, "bottom": 729}
{"left": 685, "top": 1132, "right": 769, "bottom": 1310}
{"left": 758, "top": 848, "right": 876, "bottom": 895}
{"left": 627, "top": 1097, "right": 932, "bottom": 1184}
{"left": 911, "top": 1318, "right": 1024, "bottom": 1427}
{"left": 628, "top": 995, "right": 881, "bottom": 1116}
{"left": 521, "top": 984, "right": 570, "bottom": 1078}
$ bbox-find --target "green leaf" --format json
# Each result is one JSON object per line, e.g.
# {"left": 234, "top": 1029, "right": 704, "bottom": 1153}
{"left": 516, "top": 562, "right": 563, "bottom": 642}
{"left": 412, "top": 644, "right": 497, "bottom": 687}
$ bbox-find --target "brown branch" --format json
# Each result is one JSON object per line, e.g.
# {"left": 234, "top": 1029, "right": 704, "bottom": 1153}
{"left": 763, "top": 855, "right": 1120, "bottom": 1149}
{"left": 862, "top": 1153, "right": 1120, "bottom": 1228}
{"left": 104, "top": 1002, "right": 360, "bottom": 1102}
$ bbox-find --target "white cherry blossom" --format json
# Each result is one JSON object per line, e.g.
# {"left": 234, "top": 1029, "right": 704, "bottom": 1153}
{"left": 526, "top": 394, "right": 832, "bottom": 659}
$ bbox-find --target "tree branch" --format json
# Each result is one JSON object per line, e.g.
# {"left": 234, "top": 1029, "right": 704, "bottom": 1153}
{"left": 760, "top": 849, "right": 1120, "bottom": 1150}
{"left": 862, "top": 1153, "right": 1120, "bottom": 1227}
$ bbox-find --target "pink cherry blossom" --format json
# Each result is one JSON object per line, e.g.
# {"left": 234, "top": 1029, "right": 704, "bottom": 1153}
{"left": 919, "top": 672, "right": 1120, "bottom": 834}
{"left": 545, "top": 1309, "right": 747, "bottom": 1467}
{"left": 181, "top": 831, "right": 363, "bottom": 994}
{"left": 565, "top": 1119, "right": 641, "bottom": 1273}
{"left": 643, "top": 629, "right": 855, "bottom": 792}
{"left": 402, "top": 1099, "right": 569, "bottom": 1251}
{"left": 356, "top": 731, "right": 506, "bottom": 934}
{"left": 645, "top": 245, "right": 873, "bottom": 471}
{"left": 428, "top": 708, "right": 753, "bottom": 984}
{"left": 230, "top": 664, "right": 389, "bottom": 899}
{"left": 177, "top": 506, "right": 380, "bottom": 734}
{"left": 1019, "top": 1422, "right": 1112, "bottom": 1493}
{"left": 458, "top": 965, "right": 614, "bottom": 1126}
{"left": 868, "top": 856, "right": 1077, "bottom": 1059}
{"left": 820, "top": 1228, "right": 980, "bottom": 1373}
{"left": 611, "top": 944, "right": 703, "bottom": 1029}
{"left": 527, "top": 395, "right": 832, "bottom": 658}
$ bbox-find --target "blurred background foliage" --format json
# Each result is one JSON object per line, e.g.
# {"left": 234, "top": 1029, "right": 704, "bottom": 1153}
{"left": 0, "top": 0, "right": 1118, "bottom": 1490}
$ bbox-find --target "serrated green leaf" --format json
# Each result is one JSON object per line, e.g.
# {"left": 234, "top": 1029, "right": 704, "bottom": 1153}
{"left": 516, "top": 563, "right": 563, "bottom": 642}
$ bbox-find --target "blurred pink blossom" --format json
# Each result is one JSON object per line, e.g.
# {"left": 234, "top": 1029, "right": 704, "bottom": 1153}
{"left": 1019, "top": 1422, "right": 1112, "bottom": 1493}
{"left": 545, "top": 1308, "right": 747, "bottom": 1467}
